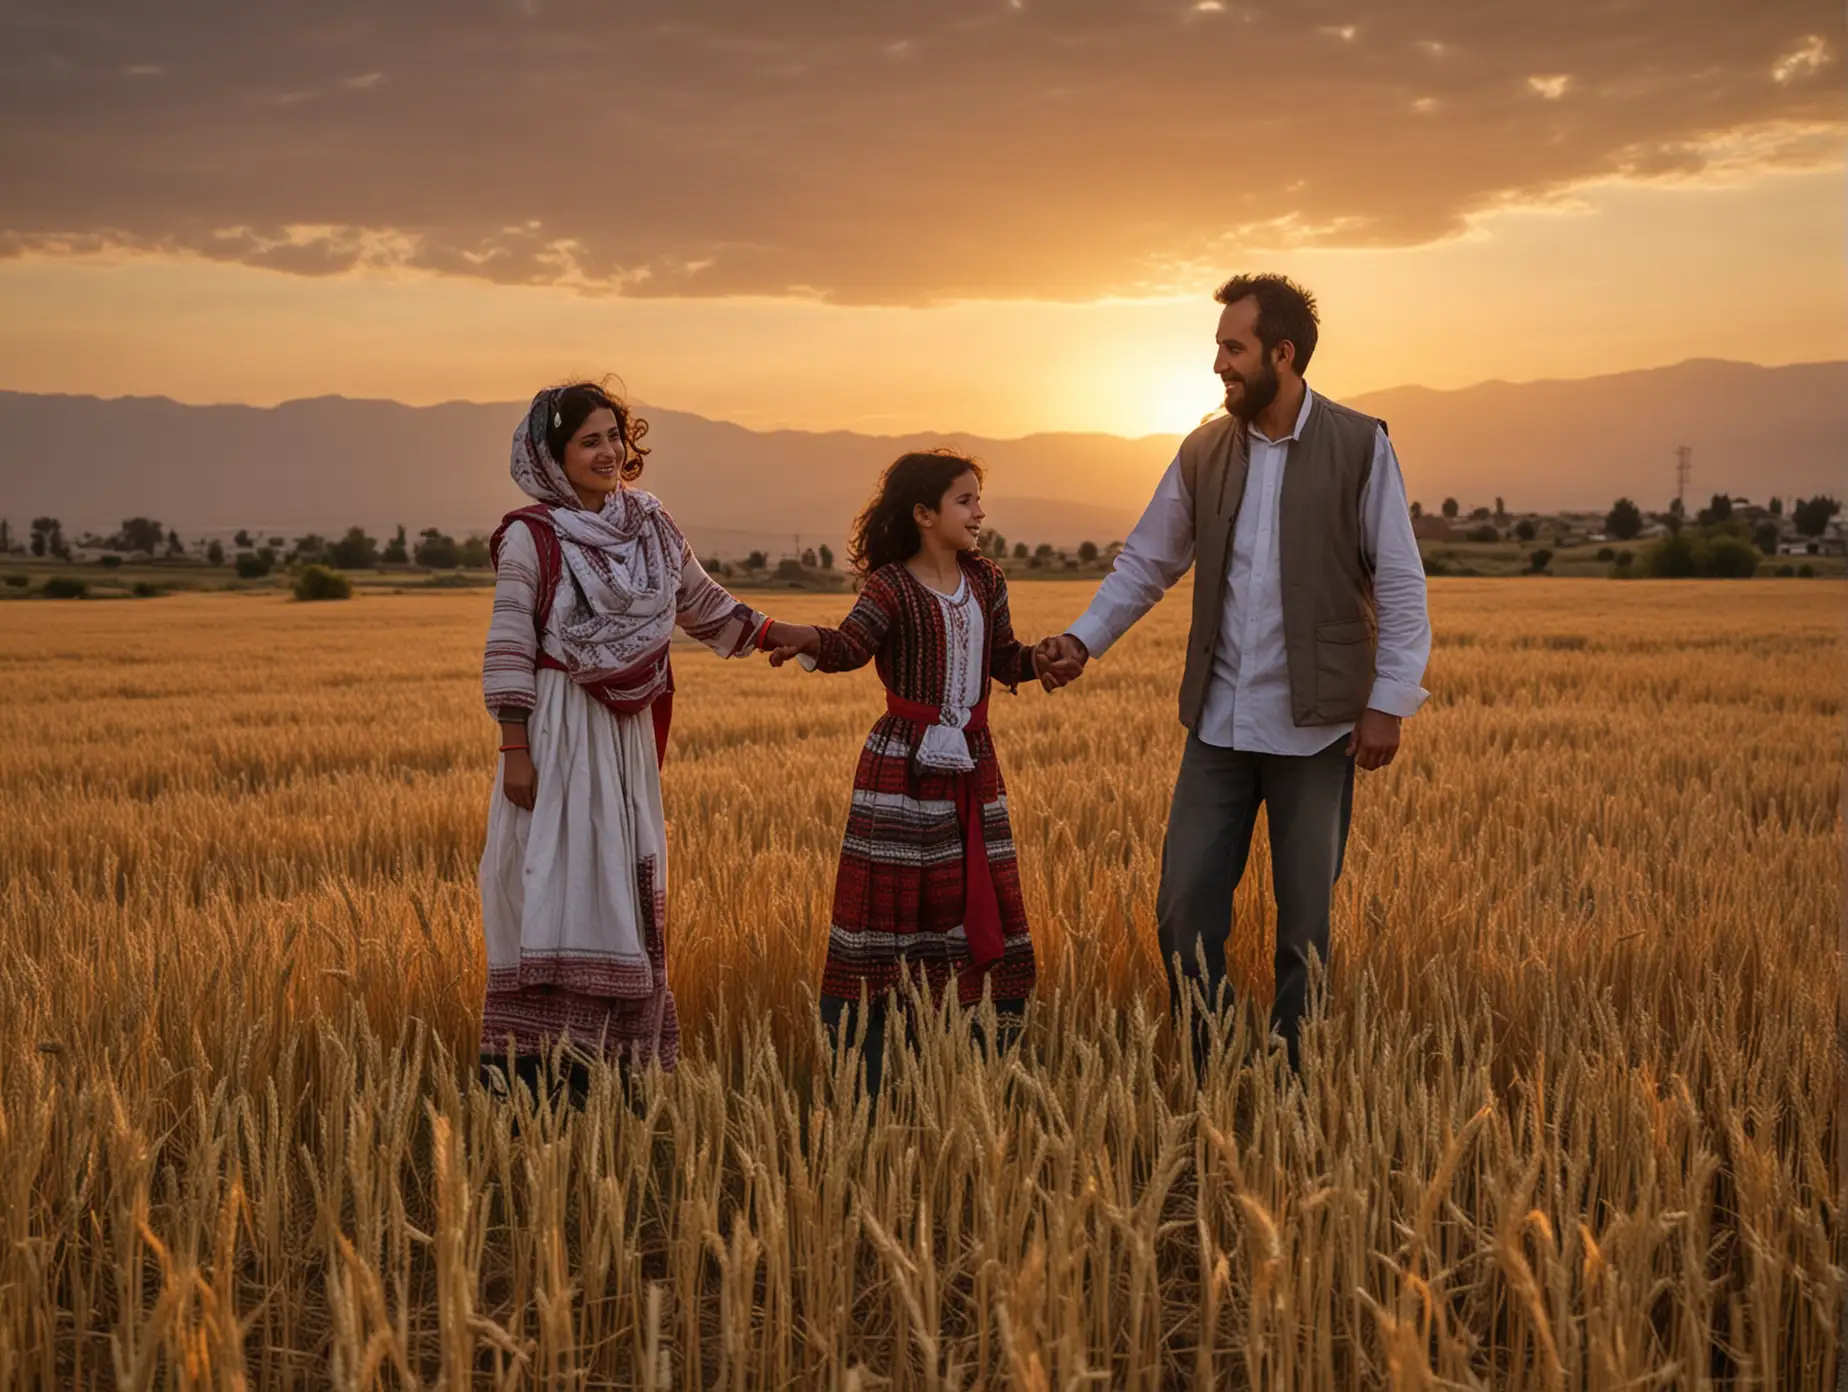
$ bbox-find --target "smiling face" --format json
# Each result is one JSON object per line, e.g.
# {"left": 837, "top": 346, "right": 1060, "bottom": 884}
{"left": 558, "top": 407, "right": 626, "bottom": 509}
{"left": 1213, "top": 294, "right": 1288, "bottom": 422}
{"left": 916, "top": 469, "right": 986, "bottom": 553}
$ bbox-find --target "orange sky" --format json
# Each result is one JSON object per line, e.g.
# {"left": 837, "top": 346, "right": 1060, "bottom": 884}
{"left": 1, "top": 4, "right": 1841, "bottom": 437}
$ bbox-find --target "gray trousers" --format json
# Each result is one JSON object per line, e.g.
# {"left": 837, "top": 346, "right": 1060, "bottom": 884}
{"left": 1156, "top": 732, "right": 1354, "bottom": 1068}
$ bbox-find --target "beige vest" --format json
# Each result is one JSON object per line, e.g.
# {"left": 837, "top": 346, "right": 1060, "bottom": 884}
{"left": 1176, "top": 392, "right": 1382, "bottom": 729}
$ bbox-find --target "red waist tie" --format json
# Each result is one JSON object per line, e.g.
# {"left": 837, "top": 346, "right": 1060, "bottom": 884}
{"left": 885, "top": 692, "right": 1004, "bottom": 969}
{"left": 537, "top": 654, "right": 674, "bottom": 769}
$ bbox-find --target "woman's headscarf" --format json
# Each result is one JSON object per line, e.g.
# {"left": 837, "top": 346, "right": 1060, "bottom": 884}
{"left": 509, "top": 388, "right": 686, "bottom": 708}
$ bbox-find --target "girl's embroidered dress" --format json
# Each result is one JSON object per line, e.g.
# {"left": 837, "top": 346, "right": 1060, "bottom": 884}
{"left": 814, "top": 551, "right": 1040, "bottom": 1009}
{"left": 478, "top": 492, "right": 764, "bottom": 1072}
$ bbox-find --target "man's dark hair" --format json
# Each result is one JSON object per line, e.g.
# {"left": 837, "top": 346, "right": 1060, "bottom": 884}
{"left": 1214, "top": 274, "right": 1319, "bottom": 372}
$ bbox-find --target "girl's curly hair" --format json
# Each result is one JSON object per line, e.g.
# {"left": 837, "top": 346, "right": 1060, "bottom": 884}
{"left": 847, "top": 449, "right": 983, "bottom": 576}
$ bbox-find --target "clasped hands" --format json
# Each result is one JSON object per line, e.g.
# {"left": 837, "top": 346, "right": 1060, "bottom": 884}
{"left": 1032, "top": 633, "right": 1089, "bottom": 691}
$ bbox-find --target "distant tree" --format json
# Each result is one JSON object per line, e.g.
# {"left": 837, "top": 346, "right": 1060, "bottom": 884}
{"left": 292, "top": 565, "right": 353, "bottom": 601}
{"left": 30, "top": 517, "right": 66, "bottom": 559}
{"left": 1469, "top": 506, "right": 1491, "bottom": 522}
{"left": 1663, "top": 498, "right": 1685, "bottom": 536}
{"left": 1528, "top": 548, "right": 1554, "bottom": 573}
{"left": 801, "top": 547, "right": 818, "bottom": 568}
{"left": 234, "top": 551, "right": 272, "bottom": 579}
{"left": 1704, "top": 536, "right": 1760, "bottom": 578}
{"left": 41, "top": 576, "right": 87, "bottom": 599}
{"left": 458, "top": 536, "right": 491, "bottom": 568}
{"left": 1494, "top": 496, "right": 1507, "bottom": 523}
{"left": 1440, "top": 498, "right": 1459, "bottom": 520}
{"left": 414, "top": 528, "right": 460, "bottom": 569}
{"left": 380, "top": 524, "right": 409, "bottom": 565}
{"left": 0, "top": 519, "right": 10, "bottom": 553}
{"left": 1768, "top": 496, "right": 1783, "bottom": 518}
{"left": 1514, "top": 519, "right": 1537, "bottom": 542}
{"left": 290, "top": 533, "right": 329, "bottom": 564}
{"left": 1012, "top": 541, "right": 1028, "bottom": 559}
{"left": 1466, "top": 524, "right": 1499, "bottom": 543}
{"left": 328, "top": 526, "right": 378, "bottom": 570}
{"left": 1034, "top": 542, "right": 1055, "bottom": 559}
{"left": 1614, "top": 550, "right": 1634, "bottom": 572}
{"left": 745, "top": 550, "right": 768, "bottom": 570}
{"left": 1752, "top": 521, "right": 1781, "bottom": 556}
{"left": 1078, "top": 540, "right": 1099, "bottom": 564}
{"left": 166, "top": 528, "right": 184, "bottom": 557}
{"left": 1695, "top": 493, "right": 1732, "bottom": 527}
{"left": 267, "top": 536, "right": 285, "bottom": 549}
{"left": 206, "top": 539, "right": 226, "bottom": 566}
{"left": 818, "top": 543, "right": 834, "bottom": 570}
{"left": 1408, "top": 500, "right": 1423, "bottom": 520}
{"left": 112, "top": 517, "right": 166, "bottom": 554}
{"left": 1604, "top": 498, "right": 1643, "bottom": 541}
{"left": 234, "top": 529, "right": 254, "bottom": 549}
{"left": 1793, "top": 495, "right": 1842, "bottom": 537}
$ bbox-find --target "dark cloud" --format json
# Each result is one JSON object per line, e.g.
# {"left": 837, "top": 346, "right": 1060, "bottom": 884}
{"left": 1, "top": 0, "right": 1840, "bottom": 303}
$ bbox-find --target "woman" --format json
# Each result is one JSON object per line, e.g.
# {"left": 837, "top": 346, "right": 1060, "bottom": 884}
{"left": 478, "top": 380, "right": 803, "bottom": 1099}
{"left": 770, "top": 450, "right": 1052, "bottom": 1096}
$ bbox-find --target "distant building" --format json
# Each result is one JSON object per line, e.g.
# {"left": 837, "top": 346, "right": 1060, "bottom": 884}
{"left": 1412, "top": 516, "right": 1455, "bottom": 542}
{"left": 1779, "top": 519, "right": 1847, "bottom": 557}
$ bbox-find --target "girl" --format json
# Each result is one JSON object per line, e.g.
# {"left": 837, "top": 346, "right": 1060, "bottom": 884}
{"left": 772, "top": 450, "right": 1056, "bottom": 1095}
{"left": 479, "top": 380, "right": 807, "bottom": 1101}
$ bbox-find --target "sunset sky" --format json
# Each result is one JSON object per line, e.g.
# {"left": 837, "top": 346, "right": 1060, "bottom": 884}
{"left": 2, "top": 1, "right": 1842, "bottom": 438}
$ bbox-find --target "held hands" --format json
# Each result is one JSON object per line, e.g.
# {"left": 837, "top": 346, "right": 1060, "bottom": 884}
{"left": 767, "top": 623, "right": 822, "bottom": 668}
{"left": 1346, "top": 708, "right": 1401, "bottom": 771}
{"left": 1033, "top": 633, "right": 1090, "bottom": 691}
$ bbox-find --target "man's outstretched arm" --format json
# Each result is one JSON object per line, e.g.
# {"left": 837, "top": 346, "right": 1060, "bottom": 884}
{"left": 1045, "top": 455, "right": 1196, "bottom": 683}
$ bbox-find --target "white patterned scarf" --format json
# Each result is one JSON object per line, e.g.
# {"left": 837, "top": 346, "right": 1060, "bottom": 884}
{"left": 511, "top": 390, "right": 685, "bottom": 707}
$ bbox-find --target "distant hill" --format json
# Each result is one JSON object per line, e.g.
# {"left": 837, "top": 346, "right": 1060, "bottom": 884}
{"left": 1, "top": 359, "right": 1840, "bottom": 554}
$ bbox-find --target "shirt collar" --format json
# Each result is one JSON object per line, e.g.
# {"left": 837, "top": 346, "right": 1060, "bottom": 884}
{"left": 1250, "top": 384, "right": 1315, "bottom": 445}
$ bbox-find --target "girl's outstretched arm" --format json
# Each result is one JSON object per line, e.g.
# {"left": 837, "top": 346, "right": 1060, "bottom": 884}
{"left": 774, "top": 575, "right": 895, "bottom": 673}
{"left": 984, "top": 565, "right": 1042, "bottom": 692}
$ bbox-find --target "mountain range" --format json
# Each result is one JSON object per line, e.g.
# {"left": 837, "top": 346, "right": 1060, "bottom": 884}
{"left": 1, "top": 359, "right": 1839, "bottom": 555}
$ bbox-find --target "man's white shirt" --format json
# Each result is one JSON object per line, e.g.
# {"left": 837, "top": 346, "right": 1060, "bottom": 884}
{"left": 1065, "top": 386, "right": 1431, "bottom": 756}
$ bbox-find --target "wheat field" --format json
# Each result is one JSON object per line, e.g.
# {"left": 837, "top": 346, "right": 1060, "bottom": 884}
{"left": 0, "top": 578, "right": 1839, "bottom": 1389}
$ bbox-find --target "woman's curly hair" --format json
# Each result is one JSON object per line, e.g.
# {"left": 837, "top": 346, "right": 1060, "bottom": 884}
{"left": 545, "top": 377, "right": 651, "bottom": 482}
{"left": 847, "top": 449, "right": 984, "bottom": 576}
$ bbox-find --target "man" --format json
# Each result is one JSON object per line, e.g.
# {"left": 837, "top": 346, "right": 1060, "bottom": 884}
{"left": 1038, "top": 274, "right": 1430, "bottom": 1070}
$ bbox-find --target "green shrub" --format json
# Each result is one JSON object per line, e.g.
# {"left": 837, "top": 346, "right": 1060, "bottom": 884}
{"left": 1645, "top": 534, "right": 1702, "bottom": 578}
{"left": 99, "top": 554, "right": 124, "bottom": 569}
{"left": 1529, "top": 548, "right": 1554, "bottom": 573}
{"left": 1776, "top": 564, "right": 1795, "bottom": 577}
{"left": 3, "top": 574, "right": 28, "bottom": 589}
{"left": 1466, "top": 524, "right": 1499, "bottom": 543}
{"left": 132, "top": 581, "right": 163, "bottom": 598}
{"left": 1595, "top": 547, "right": 1615, "bottom": 562}
{"left": 1702, "top": 536, "right": 1760, "bottom": 578}
{"left": 41, "top": 577, "right": 87, "bottom": 599}
{"left": 1798, "top": 563, "right": 1815, "bottom": 579}
{"left": 292, "top": 565, "right": 353, "bottom": 602}
{"left": 234, "top": 551, "right": 272, "bottom": 580}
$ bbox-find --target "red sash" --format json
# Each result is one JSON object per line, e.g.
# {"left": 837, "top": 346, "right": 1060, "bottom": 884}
{"left": 884, "top": 692, "right": 1004, "bottom": 969}
{"left": 495, "top": 506, "right": 674, "bottom": 769}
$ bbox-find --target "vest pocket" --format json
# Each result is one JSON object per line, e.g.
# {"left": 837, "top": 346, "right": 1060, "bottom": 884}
{"left": 1314, "top": 618, "right": 1370, "bottom": 645}
{"left": 1313, "top": 618, "right": 1372, "bottom": 716}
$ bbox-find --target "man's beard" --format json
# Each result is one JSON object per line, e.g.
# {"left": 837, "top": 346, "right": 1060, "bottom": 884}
{"left": 1223, "top": 358, "right": 1280, "bottom": 422}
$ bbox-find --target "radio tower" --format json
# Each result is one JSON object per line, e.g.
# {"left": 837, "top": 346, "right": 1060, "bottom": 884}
{"left": 1674, "top": 445, "right": 1692, "bottom": 508}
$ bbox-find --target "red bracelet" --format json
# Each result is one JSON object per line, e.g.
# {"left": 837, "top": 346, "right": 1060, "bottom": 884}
{"left": 499, "top": 743, "right": 529, "bottom": 753}
{"left": 753, "top": 616, "right": 775, "bottom": 650}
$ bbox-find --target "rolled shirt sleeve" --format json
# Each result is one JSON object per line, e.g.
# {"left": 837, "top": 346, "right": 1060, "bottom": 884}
{"left": 1360, "top": 427, "right": 1432, "bottom": 718}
